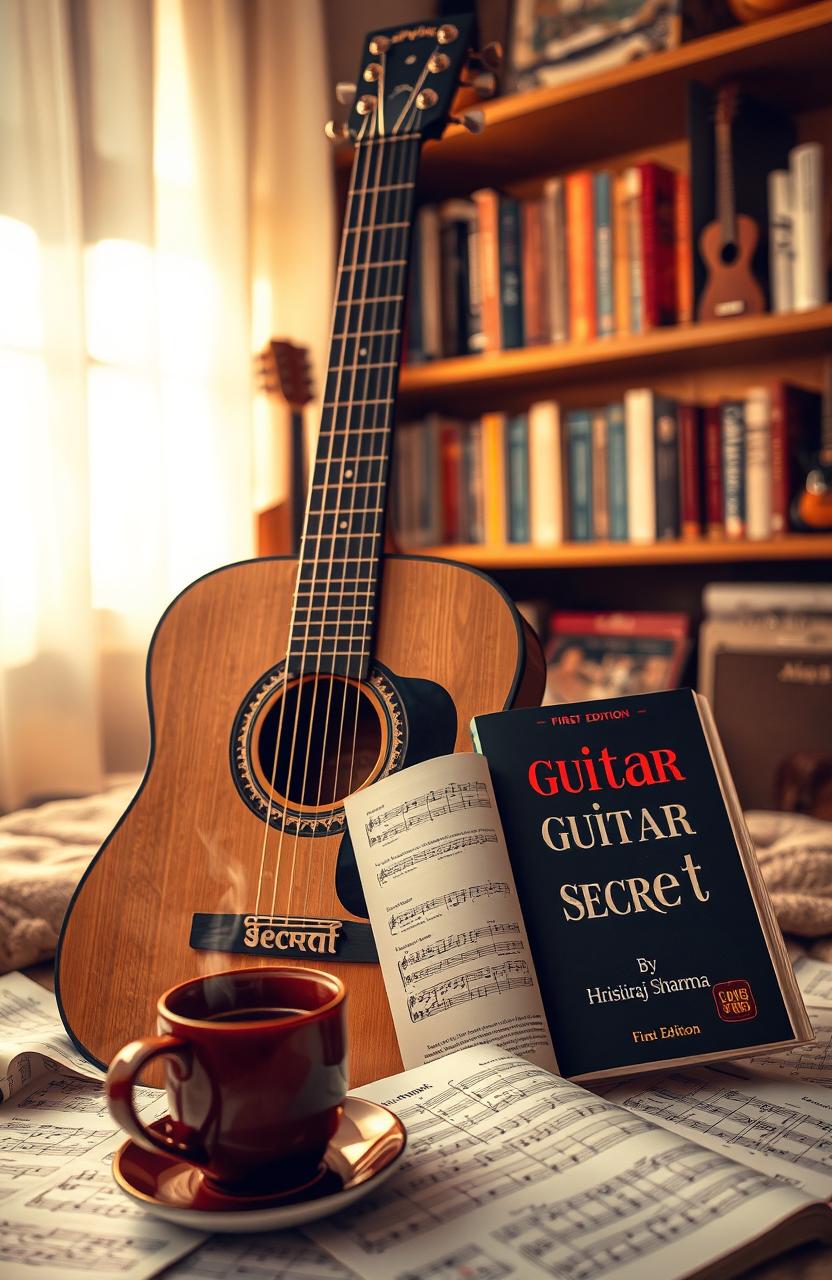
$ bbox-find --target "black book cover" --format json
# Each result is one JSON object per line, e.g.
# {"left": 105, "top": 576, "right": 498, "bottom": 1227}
{"left": 654, "top": 394, "right": 680, "bottom": 540}
{"left": 471, "top": 689, "right": 798, "bottom": 1079}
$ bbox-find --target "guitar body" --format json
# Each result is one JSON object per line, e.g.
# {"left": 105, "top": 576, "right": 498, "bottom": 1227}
{"left": 697, "top": 214, "right": 765, "bottom": 321}
{"left": 56, "top": 553, "right": 541, "bottom": 1086}
{"left": 792, "top": 462, "right": 832, "bottom": 530}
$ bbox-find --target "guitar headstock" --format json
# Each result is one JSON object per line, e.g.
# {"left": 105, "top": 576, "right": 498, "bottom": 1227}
{"left": 255, "top": 340, "right": 314, "bottom": 410}
{"left": 714, "top": 82, "right": 741, "bottom": 128}
{"left": 344, "top": 15, "right": 477, "bottom": 142}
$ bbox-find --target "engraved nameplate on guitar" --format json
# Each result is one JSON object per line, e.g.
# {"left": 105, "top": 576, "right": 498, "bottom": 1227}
{"left": 190, "top": 913, "right": 379, "bottom": 962}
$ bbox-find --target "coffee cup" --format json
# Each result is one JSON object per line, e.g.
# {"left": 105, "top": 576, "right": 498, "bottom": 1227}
{"left": 106, "top": 965, "right": 347, "bottom": 1190}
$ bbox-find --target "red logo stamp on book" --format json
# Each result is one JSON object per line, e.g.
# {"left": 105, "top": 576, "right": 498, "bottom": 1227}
{"left": 713, "top": 980, "right": 757, "bottom": 1022}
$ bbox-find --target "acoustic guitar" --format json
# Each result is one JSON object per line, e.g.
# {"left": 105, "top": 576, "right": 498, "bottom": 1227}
{"left": 792, "top": 359, "right": 832, "bottom": 532}
{"left": 255, "top": 339, "right": 313, "bottom": 555}
{"left": 697, "top": 83, "right": 765, "bottom": 322}
{"left": 56, "top": 16, "right": 545, "bottom": 1087}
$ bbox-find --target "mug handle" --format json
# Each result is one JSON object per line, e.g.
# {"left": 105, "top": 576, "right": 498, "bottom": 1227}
{"left": 106, "top": 1035, "right": 208, "bottom": 1166}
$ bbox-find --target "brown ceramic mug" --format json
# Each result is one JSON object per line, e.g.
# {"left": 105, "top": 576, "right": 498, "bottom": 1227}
{"left": 106, "top": 966, "right": 347, "bottom": 1190}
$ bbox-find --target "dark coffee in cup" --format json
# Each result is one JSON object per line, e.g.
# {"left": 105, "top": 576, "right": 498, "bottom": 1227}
{"left": 106, "top": 966, "right": 347, "bottom": 1189}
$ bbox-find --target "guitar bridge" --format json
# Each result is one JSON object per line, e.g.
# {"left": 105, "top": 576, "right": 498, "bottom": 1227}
{"left": 189, "top": 913, "right": 378, "bottom": 962}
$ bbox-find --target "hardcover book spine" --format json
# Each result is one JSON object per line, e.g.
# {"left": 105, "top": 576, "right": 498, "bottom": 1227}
{"left": 624, "top": 167, "right": 643, "bottom": 334}
{"left": 703, "top": 405, "right": 724, "bottom": 538}
{"left": 769, "top": 381, "right": 789, "bottom": 536}
{"left": 591, "top": 407, "right": 610, "bottom": 539}
{"left": 721, "top": 400, "right": 746, "bottom": 540}
{"left": 606, "top": 402, "right": 628, "bottom": 540}
{"left": 566, "top": 408, "right": 593, "bottom": 541}
{"left": 624, "top": 388, "right": 656, "bottom": 542}
{"left": 638, "top": 161, "right": 677, "bottom": 327}
{"left": 440, "top": 419, "right": 462, "bottom": 542}
{"left": 438, "top": 202, "right": 466, "bottom": 358}
{"left": 593, "top": 171, "right": 614, "bottom": 339}
{"left": 473, "top": 189, "right": 501, "bottom": 350}
{"left": 674, "top": 171, "right": 693, "bottom": 324}
{"left": 612, "top": 173, "right": 630, "bottom": 336}
{"left": 482, "top": 412, "right": 508, "bottom": 543}
{"left": 464, "top": 205, "right": 485, "bottom": 354}
{"left": 653, "top": 396, "right": 680, "bottom": 540}
{"left": 767, "top": 169, "right": 794, "bottom": 315}
{"left": 498, "top": 197, "right": 524, "bottom": 350}
{"left": 506, "top": 414, "right": 531, "bottom": 543}
{"left": 566, "top": 171, "right": 596, "bottom": 343}
{"left": 790, "top": 143, "right": 825, "bottom": 311}
{"left": 465, "top": 419, "right": 485, "bottom": 544}
{"left": 528, "top": 400, "right": 564, "bottom": 544}
{"left": 745, "top": 387, "right": 772, "bottom": 542}
{"left": 678, "top": 403, "right": 702, "bottom": 540}
{"left": 542, "top": 177, "right": 569, "bottom": 343}
{"left": 521, "top": 199, "right": 548, "bottom": 346}
{"left": 417, "top": 205, "right": 442, "bottom": 361}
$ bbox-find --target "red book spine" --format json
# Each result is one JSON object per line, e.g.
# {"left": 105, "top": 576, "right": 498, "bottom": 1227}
{"left": 703, "top": 405, "right": 723, "bottom": 538}
{"left": 679, "top": 403, "right": 701, "bottom": 539}
{"left": 566, "top": 171, "right": 596, "bottom": 344}
{"left": 674, "top": 171, "right": 693, "bottom": 324}
{"left": 638, "top": 162, "right": 677, "bottom": 328}
{"left": 769, "top": 381, "right": 788, "bottom": 536}
{"left": 440, "top": 421, "right": 462, "bottom": 542}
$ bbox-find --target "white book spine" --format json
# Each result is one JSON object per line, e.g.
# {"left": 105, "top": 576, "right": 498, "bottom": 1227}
{"left": 744, "top": 387, "right": 773, "bottom": 542}
{"left": 542, "top": 177, "right": 568, "bottom": 343}
{"left": 624, "top": 388, "right": 655, "bottom": 543}
{"left": 528, "top": 401, "right": 563, "bottom": 544}
{"left": 767, "top": 169, "right": 794, "bottom": 314}
{"left": 418, "top": 206, "right": 442, "bottom": 359}
{"left": 790, "top": 143, "right": 826, "bottom": 311}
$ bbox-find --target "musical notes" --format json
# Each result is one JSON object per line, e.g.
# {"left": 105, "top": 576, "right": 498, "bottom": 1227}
{"left": 398, "top": 922, "right": 521, "bottom": 973}
{"left": 407, "top": 963, "right": 532, "bottom": 1022}
{"left": 377, "top": 830, "right": 497, "bottom": 884}
{"left": 365, "top": 780, "right": 491, "bottom": 846}
{"left": 395, "top": 1244, "right": 512, "bottom": 1280}
{"left": 388, "top": 882, "right": 511, "bottom": 936}
{"left": 166, "top": 1231, "right": 360, "bottom": 1279}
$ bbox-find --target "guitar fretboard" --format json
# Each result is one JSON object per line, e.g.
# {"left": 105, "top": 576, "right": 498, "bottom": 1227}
{"left": 288, "top": 133, "right": 422, "bottom": 678}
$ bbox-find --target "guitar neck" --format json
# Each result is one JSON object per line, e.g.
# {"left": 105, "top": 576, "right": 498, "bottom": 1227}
{"left": 715, "top": 117, "right": 736, "bottom": 245}
{"left": 288, "top": 133, "right": 422, "bottom": 679}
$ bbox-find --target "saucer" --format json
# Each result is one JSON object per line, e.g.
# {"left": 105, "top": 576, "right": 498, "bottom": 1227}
{"left": 112, "top": 1096, "right": 406, "bottom": 1232}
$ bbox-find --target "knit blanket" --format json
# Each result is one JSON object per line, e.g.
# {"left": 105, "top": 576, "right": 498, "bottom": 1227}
{"left": 2, "top": 785, "right": 832, "bottom": 974}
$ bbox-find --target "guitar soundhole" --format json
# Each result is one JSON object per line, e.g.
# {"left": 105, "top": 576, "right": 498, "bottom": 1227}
{"left": 258, "top": 675, "right": 383, "bottom": 809}
{"left": 720, "top": 241, "right": 738, "bottom": 265}
{"left": 231, "top": 662, "right": 406, "bottom": 835}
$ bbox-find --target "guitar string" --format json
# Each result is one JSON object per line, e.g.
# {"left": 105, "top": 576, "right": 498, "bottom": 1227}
{"left": 324, "top": 121, "right": 422, "bottom": 920}
{"left": 282, "top": 121, "right": 393, "bottom": 918}
{"left": 251, "top": 110, "right": 371, "bottom": 916}
{"left": 310, "top": 123, "right": 420, "bottom": 923}
{"left": 265, "top": 123, "right": 380, "bottom": 922}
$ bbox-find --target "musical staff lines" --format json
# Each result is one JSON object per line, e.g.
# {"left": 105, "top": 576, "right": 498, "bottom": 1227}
{"left": 388, "top": 882, "right": 510, "bottom": 936}
{"left": 377, "top": 830, "right": 497, "bottom": 885}
{"left": 492, "top": 1146, "right": 775, "bottom": 1279}
{"left": 0, "top": 1120, "right": 116, "bottom": 1159}
{"left": 408, "top": 963, "right": 532, "bottom": 1023}
{"left": 25, "top": 1167, "right": 139, "bottom": 1219}
{"left": 167, "top": 1232, "right": 359, "bottom": 1280}
{"left": 398, "top": 923, "right": 523, "bottom": 987}
{"left": 0, "top": 1220, "right": 164, "bottom": 1272}
{"left": 366, "top": 781, "right": 491, "bottom": 847}
{"left": 395, "top": 1244, "right": 512, "bottom": 1280}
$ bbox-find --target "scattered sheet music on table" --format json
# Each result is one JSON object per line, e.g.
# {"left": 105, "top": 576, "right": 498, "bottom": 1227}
{"left": 0, "top": 973, "right": 104, "bottom": 1102}
{"left": 344, "top": 753, "right": 557, "bottom": 1071}
{"left": 791, "top": 952, "right": 832, "bottom": 1010}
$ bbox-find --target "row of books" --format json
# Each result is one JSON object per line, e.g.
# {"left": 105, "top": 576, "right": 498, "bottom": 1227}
{"left": 406, "top": 165, "right": 693, "bottom": 361}
{"left": 392, "top": 382, "right": 821, "bottom": 548}
{"left": 768, "top": 143, "right": 827, "bottom": 314}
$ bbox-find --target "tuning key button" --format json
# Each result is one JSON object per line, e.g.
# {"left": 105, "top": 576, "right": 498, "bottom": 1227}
{"left": 335, "top": 82, "right": 356, "bottom": 105}
{"left": 325, "top": 120, "right": 350, "bottom": 142}
{"left": 416, "top": 88, "right": 439, "bottom": 110}
{"left": 460, "top": 109, "right": 486, "bottom": 134}
{"left": 481, "top": 41, "right": 503, "bottom": 68}
{"left": 437, "top": 23, "right": 459, "bottom": 45}
{"left": 470, "top": 71, "right": 497, "bottom": 97}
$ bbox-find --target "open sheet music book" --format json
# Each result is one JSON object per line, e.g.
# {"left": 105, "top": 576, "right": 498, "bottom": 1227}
{"left": 344, "top": 690, "right": 811, "bottom": 1081}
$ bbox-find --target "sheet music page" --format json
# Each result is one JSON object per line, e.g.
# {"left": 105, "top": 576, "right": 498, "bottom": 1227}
{"left": 167, "top": 1231, "right": 359, "bottom": 1278}
{"left": 344, "top": 754, "right": 557, "bottom": 1072}
{"left": 791, "top": 954, "right": 832, "bottom": 1009}
{"left": 0, "top": 973, "right": 104, "bottom": 1101}
{"left": 0, "top": 1063, "right": 203, "bottom": 1278}
{"left": 309, "top": 1045, "right": 816, "bottom": 1280}
{"left": 733, "top": 1007, "right": 832, "bottom": 1087}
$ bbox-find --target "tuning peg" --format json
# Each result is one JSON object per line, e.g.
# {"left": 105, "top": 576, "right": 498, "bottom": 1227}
{"left": 478, "top": 41, "right": 503, "bottom": 70}
{"left": 335, "top": 82, "right": 356, "bottom": 105}
{"left": 450, "top": 109, "right": 486, "bottom": 135}
{"left": 325, "top": 119, "right": 350, "bottom": 143}
{"left": 467, "top": 70, "right": 497, "bottom": 97}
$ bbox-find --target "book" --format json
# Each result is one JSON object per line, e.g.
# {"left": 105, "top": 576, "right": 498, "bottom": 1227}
{"left": 768, "top": 168, "right": 794, "bottom": 314}
{"left": 745, "top": 386, "right": 773, "bottom": 542}
{"left": 414, "top": 205, "right": 442, "bottom": 361}
{"left": 638, "top": 161, "right": 677, "bottom": 328}
{"left": 566, "top": 171, "right": 596, "bottom": 343}
{"left": 770, "top": 381, "right": 822, "bottom": 536}
{"left": 472, "top": 188, "right": 501, "bottom": 350}
{"left": 345, "top": 688, "right": 811, "bottom": 1085}
{"left": 722, "top": 399, "right": 746, "bottom": 540}
{"left": 544, "top": 610, "right": 689, "bottom": 705}
{"left": 612, "top": 171, "right": 630, "bottom": 336}
{"left": 506, "top": 413, "right": 530, "bottom": 543}
{"left": 654, "top": 395, "right": 680, "bottom": 540}
{"left": 678, "top": 402, "right": 702, "bottom": 540}
{"left": 790, "top": 142, "right": 826, "bottom": 311}
{"left": 591, "top": 407, "right": 610, "bottom": 540}
{"left": 461, "top": 419, "right": 485, "bottom": 544}
{"left": 606, "top": 401, "right": 628, "bottom": 540}
{"left": 703, "top": 403, "right": 724, "bottom": 538}
{"left": 542, "top": 176, "right": 569, "bottom": 342}
{"left": 482, "top": 412, "right": 507, "bottom": 544}
{"left": 624, "top": 387, "right": 656, "bottom": 542}
{"left": 498, "top": 195, "right": 524, "bottom": 349}
{"left": 528, "top": 399, "right": 565, "bottom": 544}
{"left": 623, "top": 165, "right": 644, "bottom": 333}
{"left": 565, "top": 408, "right": 593, "bottom": 541}
{"left": 439, "top": 418, "right": 462, "bottom": 542}
{"left": 674, "top": 170, "right": 693, "bottom": 323}
{"left": 521, "top": 197, "right": 549, "bottom": 346}
{"left": 593, "top": 170, "right": 614, "bottom": 338}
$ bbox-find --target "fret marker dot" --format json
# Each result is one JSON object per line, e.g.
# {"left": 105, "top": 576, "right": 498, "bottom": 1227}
{"left": 359, "top": 347, "right": 367, "bottom": 356}
{"left": 345, "top": 468, "right": 354, "bottom": 478}
{"left": 339, "top": 520, "right": 348, "bottom": 530}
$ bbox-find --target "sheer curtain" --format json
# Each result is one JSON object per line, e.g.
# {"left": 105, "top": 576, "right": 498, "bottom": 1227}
{"left": 0, "top": 0, "right": 333, "bottom": 811}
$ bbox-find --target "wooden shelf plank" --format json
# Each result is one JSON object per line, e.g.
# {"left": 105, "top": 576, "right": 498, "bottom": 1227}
{"left": 409, "top": 536, "right": 832, "bottom": 571}
{"left": 398, "top": 306, "right": 832, "bottom": 409}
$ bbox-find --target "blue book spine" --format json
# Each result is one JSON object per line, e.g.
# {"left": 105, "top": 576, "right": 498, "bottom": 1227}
{"left": 566, "top": 410, "right": 593, "bottom": 541}
{"left": 498, "top": 197, "right": 524, "bottom": 350}
{"left": 721, "top": 400, "right": 746, "bottom": 538}
{"left": 505, "top": 414, "right": 530, "bottom": 542}
{"left": 594, "top": 172, "right": 614, "bottom": 338}
{"left": 606, "top": 402, "right": 628, "bottom": 540}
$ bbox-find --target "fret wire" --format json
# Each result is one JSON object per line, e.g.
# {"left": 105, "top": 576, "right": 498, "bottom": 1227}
{"left": 334, "top": 296, "right": 403, "bottom": 306}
